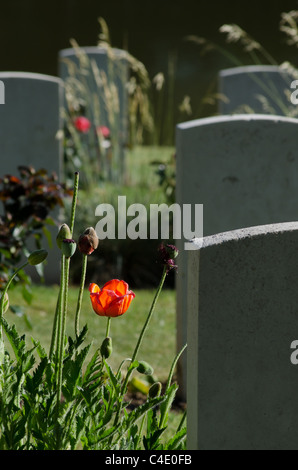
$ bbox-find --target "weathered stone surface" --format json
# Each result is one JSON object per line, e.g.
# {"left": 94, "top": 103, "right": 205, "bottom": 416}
{"left": 175, "top": 114, "right": 298, "bottom": 401}
{"left": 218, "top": 65, "right": 296, "bottom": 115}
{"left": 187, "top": 222, "right": 298, "bottom": 450}
{"left": 0, "top": 72, "right": 63, "bottom": 176}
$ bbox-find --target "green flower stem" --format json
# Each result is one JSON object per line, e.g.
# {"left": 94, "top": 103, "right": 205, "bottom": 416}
{"left": 49, "top": 291, "right": 61, "bottom": 361}
{"left": 56, "top": 254, "right": 66, "bottom": 407}
{"left": 70, "top": 172, "right": 79, "bottom": 235}
{"left": 164, "top": 343, "right": 187, "bottom": 394}
{"left": 55, "top": 173, "right": 79, "bottom": 447}
{"left": 106, "top": 316, "right": 111, "bottom": 338}
{"left": 159, "top": 342, "right": 187, "bottom": 429}
{"left": 61, "top": 259, "right": 71, "bottom": 352}
{"left": 75, "top": 253, "right": 88, "bottom": 337}
{"left": 55, "top": 255, "right": 71, "bottom": 450}
{"left": 0, "top": 261, "right": 29, "bottom": 339}
{"left": 57, "top": 256, "right": 71, "bottom": 388}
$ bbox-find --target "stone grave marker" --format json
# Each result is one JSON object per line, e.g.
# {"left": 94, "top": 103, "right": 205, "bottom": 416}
{"left": 218, "top": 65, "right": 296, "bottom": 115}
{"left": 175, "top": 114, "right": 298, "bottom": 400}
{"left": 0, "top": 72, "right": 64, "bottom": 283}
{"left": 58, "top": 46, "right": 128, "bottom": 183}
{"left": 0, "top": 80, "right": 4, "bottom": 104}
{"left": 187, "top": 222, "right": 298, "bottom": 450}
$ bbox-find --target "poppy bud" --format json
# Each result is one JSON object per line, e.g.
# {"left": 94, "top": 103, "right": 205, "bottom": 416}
{"left": 158, "top": 243, "right": 179, "bottom": 273}
{"left": 61, "top": 239, "right": 77, "bottom": 258}
{"left": 1, "top": 292, "right": 9, "bottom": 314}
{"left": 56, "top": 224, "right": 71, "bottom": 249}
{"left": 78, "top": 227, "right": 99, "bottom": 255}
{"left": 164, "top": 244, "right": 179, "bottom": 259}
{"left": 137, "top": 361, "right": 154, "bottom": 376}
{"left": 100, "top": 336, "right": 112, "bottom": 359}
{"left": 28, "top": 249, "right": 48, "bottom": 266}
{"left": 149, "top": 381, "right": 162, "bottom": 398}
{"left": 130, "top": 377, "right": 150, "bottom": 395}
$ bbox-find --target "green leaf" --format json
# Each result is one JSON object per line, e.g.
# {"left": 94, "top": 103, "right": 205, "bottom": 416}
{"left": 1, "top": 317, "right": 36, "bottom": 372}
{"left": 103, "top": 360, "right": 120, "bottom": 394}
{"left": 143, "top": 427, "right": 165, "bottom": 450}
{"left": 31, "top": 337, "right": 47, "bottom": 359}
{"left": 63, "top": 344, "right": 91, "bottom": 400}
{"left": 159, "top": 383, "right": 178, "bottom": 428}
{"left": 1, "top": 317, "right": 26, "bottom": 363}
{"left": 164, "top": 427, "right": 187, "bottom": 450}
{"left": 82, "top": 348, "right": 102, "bottom": 387}
{"left": 0, "top": 338, "right": 4, "bottom": 364}
{"left": 121, "top": 396, "right": 166, "bottom": 435}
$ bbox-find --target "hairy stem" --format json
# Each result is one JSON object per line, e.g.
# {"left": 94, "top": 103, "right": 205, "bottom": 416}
{"left": 75, "top": 253, "right": 88, "bottom": 337}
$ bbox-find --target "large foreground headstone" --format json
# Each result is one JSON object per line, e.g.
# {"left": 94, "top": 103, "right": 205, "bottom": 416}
{"left": 175, "top": 114, "right": 298, "bottom": 400}
{"left": 187, "top": 222, "right": 298, "bottom": 450}
{"left": 0, "top": 72, "right": 64, "bottom": 283}
{"left": 218, "top": 65, "right": 296, "bottom": 115}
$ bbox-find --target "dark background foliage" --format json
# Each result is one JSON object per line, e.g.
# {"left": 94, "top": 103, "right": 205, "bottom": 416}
{"left": 1, "top": 0, "right": 297, "bottom": 127}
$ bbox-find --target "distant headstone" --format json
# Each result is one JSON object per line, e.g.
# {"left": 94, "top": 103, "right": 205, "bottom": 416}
{"left": 187, "top": 222, "right": 298, "bottom": 450}
{"left": 0, "top": 80, "right": 4, "bottom": 104}
{"left": 175, "top": 114, "right": 298, "bottom": 400}
{"left": 0, "top": 72, "right": 64, "bottom": 283}
{"left": 58, "top": 46, "right": 129, "bottom": 182}
{"left": 218, "top": 65, "right": 296, "bottom": 115}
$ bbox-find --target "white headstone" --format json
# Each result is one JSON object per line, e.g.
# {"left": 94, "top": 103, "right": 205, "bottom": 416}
{"left": 0, "top": 72, "right": 64, "bottom": 283}
{"left": 187, "top": 222, "right": 298, "bottom": 450}
{"left": 0, "top": 80, "right": 4, "bottom": 104}
{"left": 218, "top": 65, "right": 296, "bottom": 115}
{"left": 176, "top": 114, "right": 298, "bottom": 400}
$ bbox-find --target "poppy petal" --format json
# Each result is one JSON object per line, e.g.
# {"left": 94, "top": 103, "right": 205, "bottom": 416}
{"left": 102, "top": 279, "right": 128, "bottom": 296}
{"left": 90, "top": 293, "right": 105, "bottom": 316}
{"left": 105, "top": 297, "right": 125, "bottom": 317}
{"left": 89, "top": 283, "right": 100, "bottom": 294}
{"left": 106, "top": 292, "right": 135, "bottom": 317}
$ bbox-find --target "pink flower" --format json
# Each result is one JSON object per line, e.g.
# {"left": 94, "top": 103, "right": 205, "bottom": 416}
{"left": 74, "top": 116, "right": 91, "bottom": 133}
{"left": 96, "top": 125, "right": 110, "bottom": 138}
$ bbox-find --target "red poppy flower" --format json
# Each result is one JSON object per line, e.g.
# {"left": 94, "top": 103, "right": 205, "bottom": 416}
{"left": 74, "top": 116, "right": 91, "bottom": 133}
{"left": 89, "top": 280, "right": 135, "bottom": 317}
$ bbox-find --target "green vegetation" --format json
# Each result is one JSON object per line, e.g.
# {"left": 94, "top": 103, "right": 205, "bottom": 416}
{"left": 7, "top": 284, "right": 177, "bottom": 383}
